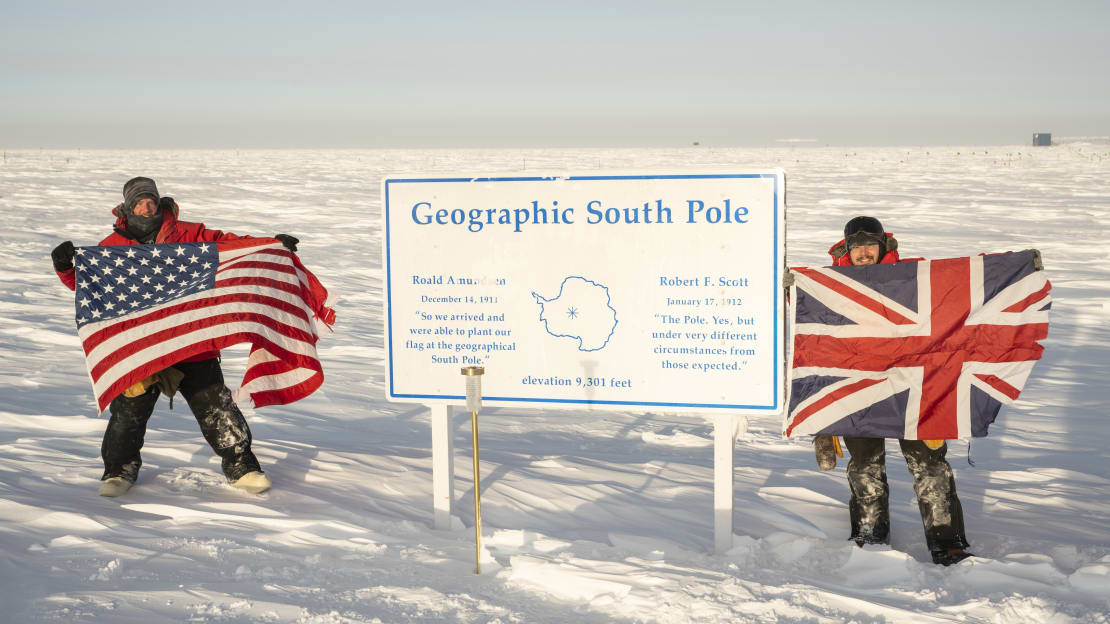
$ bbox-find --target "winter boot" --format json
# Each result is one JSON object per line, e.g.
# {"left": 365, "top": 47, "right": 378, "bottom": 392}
{"left": 99, "top": 477, "right": 133, "bottom": 497}
{"left": 932, "top": 548, "right": 973, "bottom": 566}
{"left": 850, "top": 523, "right": 890, "bottom": 547}
{"left": 231, "top": 471, "right": 271, "bottom": 494}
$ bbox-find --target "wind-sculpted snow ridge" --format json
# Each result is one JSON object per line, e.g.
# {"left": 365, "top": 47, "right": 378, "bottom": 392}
{"left": 2, "top": 147, "right": 1109, "bottom": 622}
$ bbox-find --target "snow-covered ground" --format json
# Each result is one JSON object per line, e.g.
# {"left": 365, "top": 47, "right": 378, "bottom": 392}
{"left": 2, "top": 144, "right": 1109, "bottom": 623}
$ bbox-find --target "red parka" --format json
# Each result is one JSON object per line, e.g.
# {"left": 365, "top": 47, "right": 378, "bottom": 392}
{"left": 55, "top": 201, "right": 254, "bottom": 361}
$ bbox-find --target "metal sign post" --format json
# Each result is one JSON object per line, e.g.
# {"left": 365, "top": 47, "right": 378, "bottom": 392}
{"left": 462, "top": 366, "right": 485, "bottom": 573}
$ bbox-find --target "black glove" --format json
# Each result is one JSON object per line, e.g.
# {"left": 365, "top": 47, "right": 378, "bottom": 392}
{"left": 52, "top": 241, "right": 75, "bottom": 272}
{"left": 275, "top": 234, "right": 299, "bottom": 252}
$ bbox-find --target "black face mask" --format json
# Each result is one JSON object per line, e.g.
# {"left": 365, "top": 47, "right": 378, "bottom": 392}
{"left": 125, "top": 207, "right": 163, "bottom": 242}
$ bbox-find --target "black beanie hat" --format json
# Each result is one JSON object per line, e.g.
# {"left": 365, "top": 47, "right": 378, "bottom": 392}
{"left": 843, "top": 216, "right": 886, "bottom": 249}
{"left": 123, "top": 177, "right": 160, "bottom": 213}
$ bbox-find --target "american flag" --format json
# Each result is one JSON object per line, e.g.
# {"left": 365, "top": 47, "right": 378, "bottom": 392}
{"left": 784, "top": 250, "right": 1050, "bottom": 440}
{"left": 74, "top": 238, "right": 335, "bottom": 412}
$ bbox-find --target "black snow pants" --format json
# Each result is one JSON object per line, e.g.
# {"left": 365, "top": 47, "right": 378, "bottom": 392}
{"left": 844, "top": 437, "right": 969, "bottom": 555}
{"left": 101, "top": 358, "right": 261, "bottom": 483}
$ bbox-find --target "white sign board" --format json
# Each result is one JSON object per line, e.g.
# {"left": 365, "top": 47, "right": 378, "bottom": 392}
{"left": 382, "top": 172, "right": 786, "bottom": 413}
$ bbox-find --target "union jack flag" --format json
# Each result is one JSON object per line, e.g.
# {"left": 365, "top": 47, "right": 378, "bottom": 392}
{"left": 73, "top": 239, "right": 335, "bottom": 412}
{"left": 784, "top": 250, "right": 1050, "bottom": 439}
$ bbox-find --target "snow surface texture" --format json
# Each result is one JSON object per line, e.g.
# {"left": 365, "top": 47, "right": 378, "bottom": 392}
{"left": 1, "top": 144, "right": 1109, "bottom": 623}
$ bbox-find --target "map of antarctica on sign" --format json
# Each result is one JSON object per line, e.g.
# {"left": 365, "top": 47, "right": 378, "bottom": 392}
{"left": 532, "top": 276, "right": 618, "bottom": 352}
{"left": 382, "top": 171, "right": 785, "bottom": 412}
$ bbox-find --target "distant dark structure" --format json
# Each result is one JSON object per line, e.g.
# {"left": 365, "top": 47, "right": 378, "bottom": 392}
{"left": 1033, "top": 133, "right": 1052, "bottom": 146}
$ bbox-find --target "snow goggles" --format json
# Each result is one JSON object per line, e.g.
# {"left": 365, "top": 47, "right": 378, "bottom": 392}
{"left": 845, "top": 231, "right": 886, "bottom": 250}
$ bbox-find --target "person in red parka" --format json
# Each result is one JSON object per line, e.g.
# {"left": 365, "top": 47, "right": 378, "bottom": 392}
{"left": 813, "top": 216, "right": 972, "bottom": 566}
{"left": 51, "top": 177, "right": 300, "bottom": 497}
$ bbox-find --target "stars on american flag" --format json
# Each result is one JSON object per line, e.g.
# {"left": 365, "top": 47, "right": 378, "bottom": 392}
{"left": 73, "top": 243, "right": 220, "bottom": 327}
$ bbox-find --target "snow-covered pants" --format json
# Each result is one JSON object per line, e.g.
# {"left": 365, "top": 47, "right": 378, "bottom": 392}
{"left": 844, "top": 437, "right": 969, "bottom": 554}
{"left": 101, "top": 358, "right": 261, "bottom": 483}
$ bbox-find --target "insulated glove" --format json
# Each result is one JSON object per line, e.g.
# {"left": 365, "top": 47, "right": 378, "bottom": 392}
{"left": 52, "top": 240, "right": 75, "bottom": 272}
{"left": 123, "top": 375, "right": 157, "bottom": 398}
{"left": 1028, "top": 248, "right": 1043, "bottom": 271}
{"left": 275, "top": 234, "right": 299, "bottom": 252}
{"left": 814, "top": 435, "right": 841, "bottom": 471}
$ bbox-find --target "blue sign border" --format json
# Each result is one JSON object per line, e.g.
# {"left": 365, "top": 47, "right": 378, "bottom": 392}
{"left": 383, "top": 173, "right": 782, "bottom": 410}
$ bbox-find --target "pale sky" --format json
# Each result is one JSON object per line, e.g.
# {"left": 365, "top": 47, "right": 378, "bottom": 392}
{"left": 3, "top": 0, "right": 1107, "bottom": 148}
